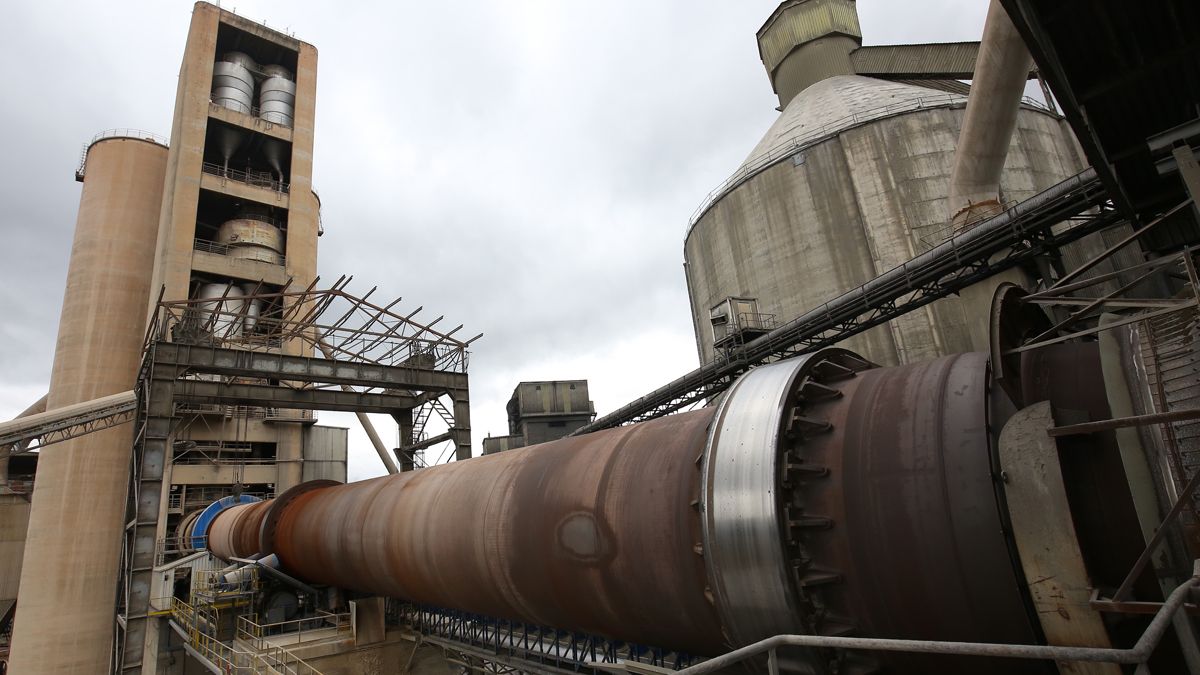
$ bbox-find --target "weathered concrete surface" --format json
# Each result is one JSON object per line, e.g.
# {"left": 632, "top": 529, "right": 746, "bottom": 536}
{"left": 947, "top": 0, "right": 1035, "bottom": 224}
{"left": 998, "top": 402, "right": 1121, "bottom": 674}
{"left": 9, "top": 136, "right": 167, "bottom": 673}
{"left": 0, "top": 494, "right": 31, "bottom": 607}
{"left": 685, "top": 75, "right": 1119, "bottom": 366}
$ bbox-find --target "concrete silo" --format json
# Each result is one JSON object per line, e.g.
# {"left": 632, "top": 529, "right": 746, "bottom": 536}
{"left": 10, "top": 134, "right": 167, "bottom": 672}
{"left": 684, "top": 0, "right": 1097, "bottom": 367}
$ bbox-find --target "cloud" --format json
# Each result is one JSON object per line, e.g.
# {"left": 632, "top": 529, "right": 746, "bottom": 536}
{"left": 0, "top": 1, "right": 990, "bottom": 481}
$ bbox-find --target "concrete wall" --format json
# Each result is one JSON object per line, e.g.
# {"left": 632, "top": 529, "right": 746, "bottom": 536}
{"left": 0, "top": 494, "right": 31, "bottom": 605}
{"left": 482, "top": 434, "right": 524, "bottom": 455}
{"left": 303, "top": 425, "right": 349, "bottom": 483}
{"left": 141, "top": 4, "right": 323, "bottom": 668}
{"left": 684, "top": 77, "right": 1106, "bottom": 366}
{"left": 10, "top": 136, "right": 168, "bottom": 673}
{"left": 511, "top": 381, "right": 593, "bottom": 419}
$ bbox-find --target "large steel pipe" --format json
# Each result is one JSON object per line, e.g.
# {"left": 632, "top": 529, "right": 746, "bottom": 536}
{"left": 208, "top": 349, "right": 1046, "bottom": 671}
{"left": 207, "top": 500, "right": 272, "bottom": 561}
{"left": 947, "top": 0, "right": 1036, "bottom": 225}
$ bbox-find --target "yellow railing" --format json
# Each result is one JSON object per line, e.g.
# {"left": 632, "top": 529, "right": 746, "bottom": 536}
{"left": 169, "top": 595, "right": 328, "bottom": 675}
{"left": 237, "top": 610, "right": 351, "bottom": 648}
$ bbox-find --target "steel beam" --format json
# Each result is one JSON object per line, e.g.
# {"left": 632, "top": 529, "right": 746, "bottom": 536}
{"left": 151, "top": 343, "right": 468, "bottom": 394}
{"left": 173, "top": 380, "right": 418, "bottom": 414}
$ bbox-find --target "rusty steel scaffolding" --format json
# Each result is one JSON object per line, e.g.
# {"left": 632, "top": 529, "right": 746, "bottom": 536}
{"left": 114, "top": 283, "right": 476, "bottom": 673}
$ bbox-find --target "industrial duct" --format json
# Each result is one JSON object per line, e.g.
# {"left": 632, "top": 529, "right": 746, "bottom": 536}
{"left": 197, "top": 347, "right": 1142, "bottom": 673}
{"left": 947, "top": 0, "right": 1035, "bottom": 225}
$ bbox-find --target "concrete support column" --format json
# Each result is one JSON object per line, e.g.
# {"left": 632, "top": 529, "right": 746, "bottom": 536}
{"left": 452, "top": 394, "right": 472, "bottom": 461}
{"left": 947, "top": 0, "right": 1034, "bottom": 226}
{"left": 10, "top": 137, "right": 167, "bottom": 674}
{"left": 394, "top": 407, "right": 417, "bottom": 471}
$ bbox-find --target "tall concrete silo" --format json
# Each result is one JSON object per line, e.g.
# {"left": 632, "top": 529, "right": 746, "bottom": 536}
{"left": 9, "top": 134, "right": 167, "bottom": 672}
{"left": 684, "top": 0, "right": 1103, "bottom": 367}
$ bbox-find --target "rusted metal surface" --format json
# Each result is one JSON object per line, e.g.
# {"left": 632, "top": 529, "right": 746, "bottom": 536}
{"left": 1021, "top": 344, "right": 1159, "bottom": 599}
{"left": 207, "top": 500, "right": 271, "bottom": 561}
{"left": 206, "top": 350, "right": 1077, "bottom": 669}
{"left": 808, "top": 352, "right": 1044, "bottom": 674}
{"left": 1050, "top": 408, "right": 1200, "bottom": 438}
{"left": 990, "top": 282, "right": 1052, "bottom": 408}
{"left": 266, "top": 410, "right": 725, "bottom": 656}
{"left": 999, "top": 401, "right": 1121, "bottom": 674}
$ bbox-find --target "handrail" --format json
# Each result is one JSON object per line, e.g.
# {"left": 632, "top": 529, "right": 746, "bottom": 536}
{"left": 76, "top": 129, "right": 169, "bottom": 179}
{"left": 687, "top": 93, "right": 1053, "bottom": 230}
{"left": 209, "top": 100, "right": 293, "bottom": 129}
{"left": 201, "top": 162, "right": 290, "bottom": 194}
{"left": 674, "top": 563, "right": 1200, "bottom": 674}
{"left": 193, "top": 238, "right": 286, "bottom": 265}
{"left": 238, "top": 611, "right": 352, "bottom": 649}
{"left": 171, "top": 596, "right": 327, "bottom": 674}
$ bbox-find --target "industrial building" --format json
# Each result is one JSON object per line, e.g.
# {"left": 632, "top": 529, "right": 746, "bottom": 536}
{"left": 482, "top": 381, "right": 596, "bottom": 454}
{"left": 2, "top": 0, "right": 1200, "bottom": 674}
{"left": 684, "top": 0, "right": 1140, "bottom": 367}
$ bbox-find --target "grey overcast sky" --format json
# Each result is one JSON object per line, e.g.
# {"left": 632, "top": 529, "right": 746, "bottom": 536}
{"left": 0, "top": 1, "right": 993, "bottom": 480}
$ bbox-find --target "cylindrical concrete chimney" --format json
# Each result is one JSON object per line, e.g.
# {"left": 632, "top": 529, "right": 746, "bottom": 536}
{"left": 9, "top": 135, "right": 166, "bottom": 673}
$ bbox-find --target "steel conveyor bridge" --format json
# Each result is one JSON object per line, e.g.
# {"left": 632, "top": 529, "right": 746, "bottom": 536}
{"left": 573, "top": 168, "right": 1117, "bottom": 434}
{"left": 0, "top": 390, "right": 137, "bottom": 453}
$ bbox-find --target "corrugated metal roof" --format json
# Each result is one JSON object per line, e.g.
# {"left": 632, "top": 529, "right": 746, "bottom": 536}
{"left": 851, "top": 43, "right": 982, "bottom": 80}
{"left": 757, "top": 0, "right": 862, "bottom": 73}
{"left": 890, "top": 78, "right": 973, "bottom": 97}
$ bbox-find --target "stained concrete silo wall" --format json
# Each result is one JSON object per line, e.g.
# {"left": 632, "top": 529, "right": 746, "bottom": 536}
{"left": 10, "top": 136, "right": 167, "bottom": 673}
{"left": 684, "top": 76, "right": 1099, "bottom": 367}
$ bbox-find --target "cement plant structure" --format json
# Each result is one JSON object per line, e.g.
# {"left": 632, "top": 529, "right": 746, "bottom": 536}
{"left": 3, "top": 1, "right": 1200, "bottom": 674}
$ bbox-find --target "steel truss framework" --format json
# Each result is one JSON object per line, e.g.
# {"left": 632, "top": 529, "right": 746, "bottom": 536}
{"left": 575, "top": 168, "right": 1118, "bottom": 433}
{"left": 0, "top": 391, "right": 136, "bottom": 453}
{"left": 396, "top": 603, "right": 695, "bottom": 674}
{"left": 114, "top": 286, "right": 475, "bottom": 673}
{"left": 991, "top": 207, "right": 1200, "bottom": 631}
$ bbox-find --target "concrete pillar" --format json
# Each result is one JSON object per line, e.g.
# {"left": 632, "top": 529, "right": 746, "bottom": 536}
{"left": 9, "top": 136, "right": 167, "bottom": 673}
{"left": 947, "top": 0, "right": 1034, "bottom": 226}
{"left": 452, "top": 395, "right": 472, "bottom": 461}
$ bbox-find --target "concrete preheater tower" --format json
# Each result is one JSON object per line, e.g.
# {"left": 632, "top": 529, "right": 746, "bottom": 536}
{"left": 10, "top": 3, "right": 321, "bottom": 672}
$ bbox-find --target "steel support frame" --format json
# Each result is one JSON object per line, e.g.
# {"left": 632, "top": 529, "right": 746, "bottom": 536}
{"left": 117, "top": 347, "right": 179, "bottom": 673}
{"left": 116, "top": 339, "right": 474, "bottom": 672}
{"left": 672, "top": 565, "right": 1200, "bottom": 675}
{"left": 0, "top": 399, "right": 136, "bottom": 452}
{"left": 151, "top": 342, "right": 468, "bottom": 395}
{"left": 399, "top": 604, "right": 696, "bottom": 674}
